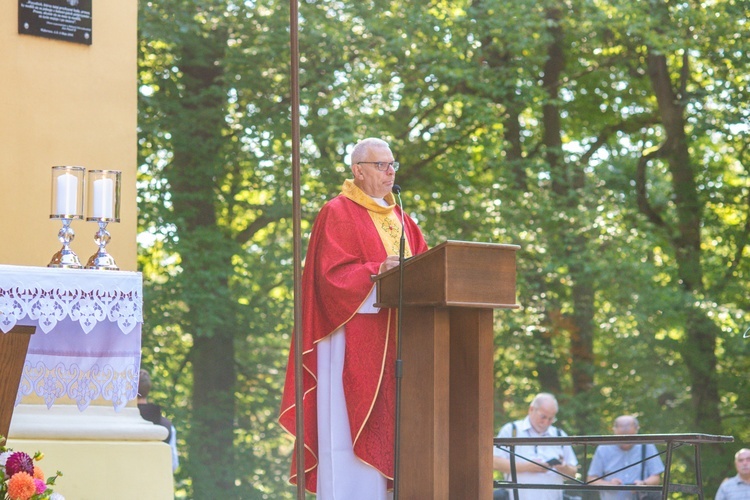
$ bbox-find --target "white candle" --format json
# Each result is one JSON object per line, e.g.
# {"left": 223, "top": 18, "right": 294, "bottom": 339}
{"left": 92, "top": 177, "right": 114, "bottom": 218}
{"left": 56, "top": 172, "right": 78, "bottom": 215}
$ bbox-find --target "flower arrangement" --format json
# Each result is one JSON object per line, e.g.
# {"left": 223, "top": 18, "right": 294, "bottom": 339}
{"left": 0, "top": 437, "right": 63, "bottom": 500}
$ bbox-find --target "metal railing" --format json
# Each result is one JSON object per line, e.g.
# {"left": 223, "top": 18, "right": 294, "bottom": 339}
{"left": 492, "top": 433, "right": 733, "bottom": 500}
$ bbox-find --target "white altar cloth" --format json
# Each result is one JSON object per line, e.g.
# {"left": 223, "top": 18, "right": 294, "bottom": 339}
{"left": 0, "top": 264, "right": 142, "bottom": 411}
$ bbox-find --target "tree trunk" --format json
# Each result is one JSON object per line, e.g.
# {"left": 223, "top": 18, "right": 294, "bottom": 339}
{"left": 191, "top": 332, "right": 237, "bottom": 496}
{"left": 645, "top": 49, "right": 726, "bottom": 483}
{"left": 535, "top": 326, "right": 563, "bottom": 395}
{"left": 541, "top": 5, "right": 565, "bottom": 196}
{"left": 540, "top": 5, "right": 596, "bottom": 411}
{"left": 165, "top": 27, "right": 239, "bottom": 498}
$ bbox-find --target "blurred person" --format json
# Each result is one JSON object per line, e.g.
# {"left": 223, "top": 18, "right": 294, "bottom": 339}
{"left": 587, "top": 415, "right": 664, "bottom": 499}
{"left": 715, "top": 448, "right": 750, "bottom": 499}
{"left": 138, "top": 368, "right": 179, "bottom": 472}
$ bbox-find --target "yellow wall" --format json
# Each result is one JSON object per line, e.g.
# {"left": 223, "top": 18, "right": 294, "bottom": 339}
{"left": 0, "top": 2, "right": 137, "bottom": 270}
{"left": 8, "top": 438, "right": 174, "bottom": 500}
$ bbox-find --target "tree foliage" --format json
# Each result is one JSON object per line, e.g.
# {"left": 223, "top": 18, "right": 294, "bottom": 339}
{"left": 137, "top": 0, "right": 749, "bottom": 497}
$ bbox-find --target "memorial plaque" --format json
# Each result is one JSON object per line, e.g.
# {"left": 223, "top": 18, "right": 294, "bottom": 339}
{"left": 18, "top": 0, "right": 92, "bottom": 45}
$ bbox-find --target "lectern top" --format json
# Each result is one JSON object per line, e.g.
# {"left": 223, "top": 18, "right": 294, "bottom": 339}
{"left": 374, "top": 240, "right": 520, "bottom": 309}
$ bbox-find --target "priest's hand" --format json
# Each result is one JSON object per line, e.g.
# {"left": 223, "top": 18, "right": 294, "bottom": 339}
{"left": 378, "top": 255, "right": 400, "bottom": 273}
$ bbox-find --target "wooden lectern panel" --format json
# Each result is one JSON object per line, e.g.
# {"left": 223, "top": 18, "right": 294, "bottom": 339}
{"left": 399, "top": 307, "right": 451, "bottom": 498}
{"left": 0, "top": 325, "right": 35, "bottom": 439}
{"left": 397, "top": 307, "right": 495, "bottom": 499}
{"left": 448, "top": 308, "right": 495, "bottom": 498}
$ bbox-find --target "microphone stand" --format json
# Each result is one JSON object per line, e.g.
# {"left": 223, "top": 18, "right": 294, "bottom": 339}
{"left": 392, "top": 186, "right": 406, "bottom": 500}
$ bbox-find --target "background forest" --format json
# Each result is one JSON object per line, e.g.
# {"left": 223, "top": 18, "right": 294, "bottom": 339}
{"left": 136, "top": 0, "right": 749, "bottom": 498}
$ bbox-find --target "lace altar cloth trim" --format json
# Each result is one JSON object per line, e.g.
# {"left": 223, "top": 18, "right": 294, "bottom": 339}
{"left": 0, "top": 264, "right": 142, "bottom": 334}
{"left": 17, "top": 353, "right": 140, "bottom": 411}
{"left": 0, "top": 265, "right": 143, "bottom": 411}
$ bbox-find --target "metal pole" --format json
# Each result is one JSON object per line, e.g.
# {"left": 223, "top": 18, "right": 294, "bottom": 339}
{"left": 662, "top": 442, "right": 674, "bottom": 500}
{"left": 290, "top": 0, "right": 304, "bottom": 497}
{"left": 694, "top": 444, "right": 703, "bottom": 500}
{"left": 393, "top": 216, "right": 406, "bottom": 499}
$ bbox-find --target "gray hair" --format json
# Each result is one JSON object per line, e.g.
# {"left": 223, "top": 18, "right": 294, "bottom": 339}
{"left": 350, "top": 138, "right": 391, "bottom": 167}
{"left": 530, "top": 392, "right": 558, "bottom": 411}
{"left": 613, "top": 415, "right": 640, "bottom": 430}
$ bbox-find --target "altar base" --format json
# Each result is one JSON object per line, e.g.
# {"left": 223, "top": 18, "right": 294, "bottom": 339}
{"left": 9, "top": 404, "right": 174, "bottom": 500}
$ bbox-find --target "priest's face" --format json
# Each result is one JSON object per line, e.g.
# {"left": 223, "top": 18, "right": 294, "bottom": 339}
{"left": 352, "top": 144, "right": 396, "bottom": 198}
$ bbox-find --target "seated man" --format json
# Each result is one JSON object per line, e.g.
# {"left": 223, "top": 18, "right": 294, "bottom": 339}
{"left": 493, "top": 393, "right": 578, "bottom": 500}
{"left": 587, "top": 415, "right": 664, "bottom": 499}
{"left": 715, "top": 448, "right": 750, "bottom": 499}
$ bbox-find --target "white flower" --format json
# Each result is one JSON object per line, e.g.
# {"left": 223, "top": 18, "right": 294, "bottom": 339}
{"left": 0, "top": 450, "right": 10, "bottom": 467}
{"left": 50, "top": 493, "right": 66, "bottom": 500}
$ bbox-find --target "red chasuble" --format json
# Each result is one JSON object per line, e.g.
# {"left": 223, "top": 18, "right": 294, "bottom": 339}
{"left": 279, "top": 180, "right": 428, "bottom": 492}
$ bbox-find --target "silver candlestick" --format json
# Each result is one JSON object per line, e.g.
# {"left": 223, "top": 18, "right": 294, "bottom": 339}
{"left": 86, "top": 220, "right": 118, "bottom": 270}
{"left": 85, "top": 169, "right": 121, "bottom": 270}
{"left": 48, "top": 166, "right": 85, "bottom": 269}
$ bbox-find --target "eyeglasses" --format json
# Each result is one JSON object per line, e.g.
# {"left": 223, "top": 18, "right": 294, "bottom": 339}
{"left": 532, "top": 408, "right": 557, "bottom": 424}
{"left": 357, "top": 161, "right": 400, "bottom": 172}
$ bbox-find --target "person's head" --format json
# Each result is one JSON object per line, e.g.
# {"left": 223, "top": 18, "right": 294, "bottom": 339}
{"left": 612, "top": 415, "right": 640, "bottom": 450}
{"left": 350, "top": 138, "right": 396, "bottom": 198}
{"left": 735, "top": 448, "right": 750, "bottom": 480}
{"left": 138, "top": 369, "right": 152, "bottom": 400}
{"left": 528, "top": 393, "right": 559, "bottom": 434}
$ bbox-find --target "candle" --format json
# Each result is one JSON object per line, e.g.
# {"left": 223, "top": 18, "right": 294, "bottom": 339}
{"left": 56, "top": 172, "right": 78, "bottom": 215}
{"left": 92, "top": 177, "right": 114, "bottom": 219}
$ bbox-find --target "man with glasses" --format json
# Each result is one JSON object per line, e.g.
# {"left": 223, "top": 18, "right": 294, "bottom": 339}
{"left": 493, "top": 393, "right": 579, "bottom": 499}
{"left": 280, "top": 138, "right": 428, "bottom": 499}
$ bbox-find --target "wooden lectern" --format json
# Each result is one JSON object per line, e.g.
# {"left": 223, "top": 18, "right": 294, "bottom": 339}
{"left": 0, "top": 325, "right": 35, "bottom": 439}
{"left": 375, "top": 240, "right": 519, "bottom": 499}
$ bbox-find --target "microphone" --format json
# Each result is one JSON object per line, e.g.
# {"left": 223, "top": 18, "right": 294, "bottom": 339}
{"left": 392, "top": 185, "right": 405, "bottom": 245}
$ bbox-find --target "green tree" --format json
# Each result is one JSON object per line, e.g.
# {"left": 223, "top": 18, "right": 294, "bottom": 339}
{"left": 137, "top": 0, "right": 749, "bottom": 497}
{"left": 139, "top": 1, "right": 295, "bottom": 496}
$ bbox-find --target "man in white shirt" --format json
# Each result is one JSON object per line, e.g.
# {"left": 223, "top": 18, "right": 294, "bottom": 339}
{"left": 493, "top": 393, "right": 579, "bottom": 500}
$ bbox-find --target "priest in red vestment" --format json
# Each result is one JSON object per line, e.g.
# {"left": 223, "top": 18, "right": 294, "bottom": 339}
{"left": 279, "top": 138, "right": 429, "bottom": 498}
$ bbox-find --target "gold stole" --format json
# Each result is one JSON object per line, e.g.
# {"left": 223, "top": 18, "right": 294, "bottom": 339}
{"left": 341, "top": 179, "right": 413, "bottom": 258}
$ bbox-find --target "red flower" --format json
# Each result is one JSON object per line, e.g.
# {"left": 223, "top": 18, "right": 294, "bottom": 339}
{"left": 5, "top": 451, "right": 34, "bottom": 477}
